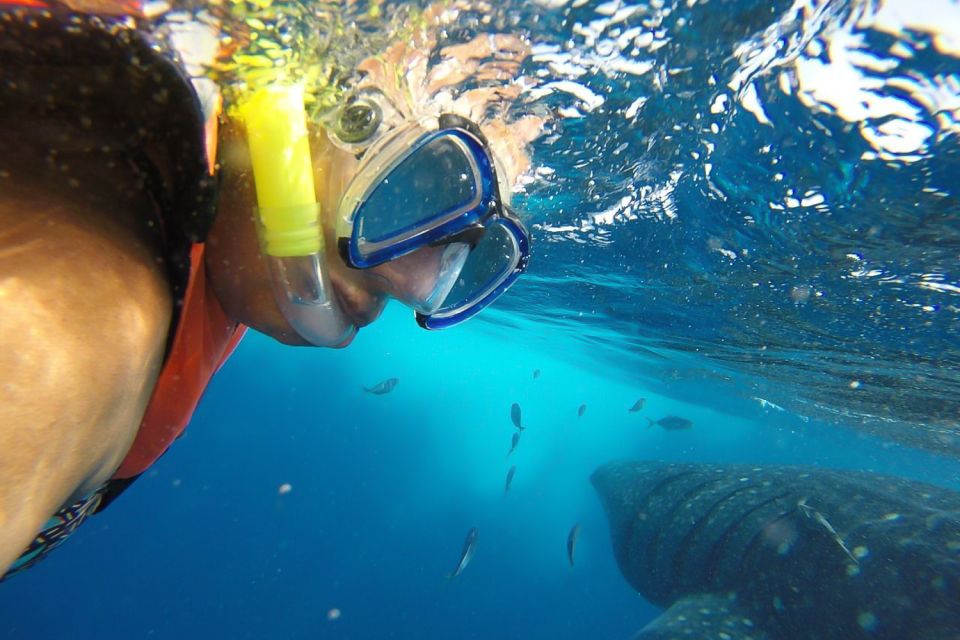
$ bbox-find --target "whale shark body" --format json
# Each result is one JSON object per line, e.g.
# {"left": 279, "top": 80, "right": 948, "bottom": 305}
{"left": 591, "top": 461, "right": 960, "bottom": 640}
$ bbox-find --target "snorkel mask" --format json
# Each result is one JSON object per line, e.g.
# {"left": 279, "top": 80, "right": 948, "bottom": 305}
{"left": 240, "top": 85, "right": 530, "bottom": 346}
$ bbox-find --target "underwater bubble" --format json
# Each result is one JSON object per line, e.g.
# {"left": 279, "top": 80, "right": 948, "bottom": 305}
{"left": 857, "top": 611, "right": 878, "bottom": 631}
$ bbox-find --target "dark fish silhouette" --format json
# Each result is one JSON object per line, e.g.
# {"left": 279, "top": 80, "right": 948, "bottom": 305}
{"left": 533, "top": 369, "right": 541, "bottom": 379}
{"left": 577, "top": 404, "right": 587, "bottom": 417}
{"left": 567, "top": 523, "right": 581, "bottom": 567}
{"left": 592, "top": 461, "right": 960, "bottom": 640}
{"left": 447, "top": 527, "right": 478, "bottom": 580}
{"left": 628, "top": 398, "right": 646, "bottom": 412}
{"left": 510, "top": 403, "right": 523, "bottom": 431}
{"left": 508, "top": 431, "right": 521, "bottom": 456}
{"left": 362, "top": 377, "right": 399, "bottom": 395}
{"left": 646, "top": 415, "right": 692, "bottom": 430}
{"left": 504, "top": 466, "right": 516, "bottom": 495}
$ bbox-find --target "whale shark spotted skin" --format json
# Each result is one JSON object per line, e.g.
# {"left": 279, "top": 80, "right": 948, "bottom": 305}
{"left": 591, "top": 461, "right": 960, "bottom": 640}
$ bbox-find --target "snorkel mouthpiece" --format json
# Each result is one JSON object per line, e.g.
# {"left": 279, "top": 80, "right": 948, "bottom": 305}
{"left": 239, "top": 84, "right": 354, "bottom": 346}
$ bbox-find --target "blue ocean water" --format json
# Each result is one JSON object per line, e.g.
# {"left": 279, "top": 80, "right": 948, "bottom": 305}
{"left": 3, "top": 304, "right": 958, "bottom": 638}
{"left": 3, "top": 0, "right": 960, "bottom": 637}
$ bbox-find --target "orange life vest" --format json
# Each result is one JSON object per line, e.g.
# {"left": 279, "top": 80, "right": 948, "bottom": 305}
{"left": 112, "top": 243, "right": 246, "bottom": 479}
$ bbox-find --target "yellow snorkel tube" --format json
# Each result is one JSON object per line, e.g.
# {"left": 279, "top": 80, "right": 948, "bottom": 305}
{"left": 239, "top": 84, "right": 355, "bottom": 347}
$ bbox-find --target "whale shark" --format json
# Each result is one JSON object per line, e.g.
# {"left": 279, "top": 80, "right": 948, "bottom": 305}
{"left": 591, "top": 461, "right": 960, "bottom": 640}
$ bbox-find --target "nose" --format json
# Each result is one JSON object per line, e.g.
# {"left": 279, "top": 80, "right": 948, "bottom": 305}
{"left": 372, "top": 246, "right": 445, "bottom": 302}
{"left": 369, "top": 242, "right": 469, "bottom": 313}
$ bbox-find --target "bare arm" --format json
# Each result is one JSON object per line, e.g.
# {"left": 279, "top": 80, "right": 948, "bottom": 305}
{"left": 0, "top": 146, "right": 172, "bottom": 575}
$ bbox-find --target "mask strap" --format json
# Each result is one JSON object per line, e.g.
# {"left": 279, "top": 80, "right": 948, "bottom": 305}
{"left": 438, "top": 113, "right": 489, "bottom": 145}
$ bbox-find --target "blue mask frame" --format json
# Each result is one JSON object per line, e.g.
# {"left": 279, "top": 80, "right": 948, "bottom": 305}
{"left": 415, "top": 208, "right": 530, "bottom": 330}
{"left": 336, "top": 114, "right": 531, "bottom": 329}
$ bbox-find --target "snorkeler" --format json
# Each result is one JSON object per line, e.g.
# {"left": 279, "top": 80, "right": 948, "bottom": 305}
{"left": 0, "top": 0, "right": 542, "bottom": 578}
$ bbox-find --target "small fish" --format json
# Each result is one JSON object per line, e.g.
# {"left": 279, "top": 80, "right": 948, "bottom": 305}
{"left": 504, "top": 466, "right": 516, "bottom": 495}
{"left": 508, "top": 431, "right": 521, "bottom": 456}
{"left": 533, "top": 369, "right": 541, "bottom": 379}
{"left": 363, "top": 377, "right": 399, "bottom": 395}
{"left": 510, "top": 403, "right": 524, "bottom": 431}
{"left": 567, "top": 523, "right": 581, "bottom": 567}
{"left": 447, "top": 527, "right": 479, "bottom": 579}
{"left": 646, "top": 415, "right": 693, "bottom": 431}
{"left": 577, "top": 404, "right": 587, "bottom": 417}
{"left": 798, "top": 498, "right": 859, "bottom": 565}
{"left": 752, "top": 396, "right": 785, "bottom": 411}
{"left": 628, "top": 398, "right": 646, "bottom": 412}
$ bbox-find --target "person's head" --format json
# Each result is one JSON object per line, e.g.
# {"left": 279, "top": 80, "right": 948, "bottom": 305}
{"left": 207, "top": 9, "right": 545, "bottom": 347}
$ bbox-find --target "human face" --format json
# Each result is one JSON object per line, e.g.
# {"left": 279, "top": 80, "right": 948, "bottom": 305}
{"left": 311, "top": 133, "right": 473, "bottom": 342}
{"left": 209, "top": 116, "right": 528, "bottom": 348}
{"left": 327, "top": 114, "right": 530, "bottom": 330}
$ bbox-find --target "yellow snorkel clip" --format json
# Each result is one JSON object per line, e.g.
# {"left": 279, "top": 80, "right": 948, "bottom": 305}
{"left": 238, "top": 84, "right": 355, "bottom": 346}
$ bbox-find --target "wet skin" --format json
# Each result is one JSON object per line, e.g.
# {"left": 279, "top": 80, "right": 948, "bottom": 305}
{"left": 209, "top": 121, "right": 452, "bottom": 345}
{"left": 0, "top": 132, "right": 172, "bottom": 574}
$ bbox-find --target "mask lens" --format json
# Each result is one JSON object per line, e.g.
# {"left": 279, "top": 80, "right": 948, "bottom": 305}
{"left": 433, "top": 222, "right": 519, "bottom": 317}
{"left": 354, "top": 135, "right": 481, "bottom": 253}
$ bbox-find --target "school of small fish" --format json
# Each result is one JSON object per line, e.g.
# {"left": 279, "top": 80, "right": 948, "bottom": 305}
{"left": 358, "top": 368, "right": 696, "bottom": 578}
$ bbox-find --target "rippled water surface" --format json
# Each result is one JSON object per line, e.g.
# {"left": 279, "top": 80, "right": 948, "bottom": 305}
{"left": 492, "top": 0, "right": 960, "bottom": 454}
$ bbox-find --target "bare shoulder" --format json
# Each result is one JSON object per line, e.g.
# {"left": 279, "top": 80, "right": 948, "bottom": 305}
{"left": 0, "top": 142, "right": 172, "bottom": 573}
